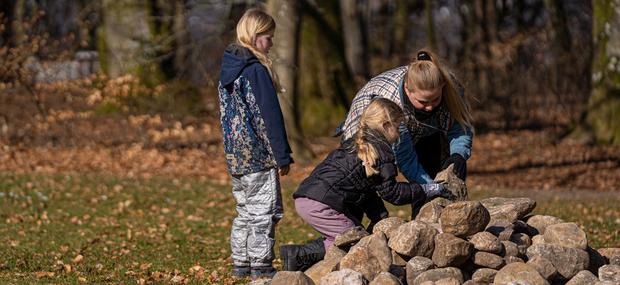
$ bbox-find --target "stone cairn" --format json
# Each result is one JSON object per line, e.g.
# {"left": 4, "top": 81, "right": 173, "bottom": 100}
{"left": 255, "top": 167, "right": 620, "bottom": 285}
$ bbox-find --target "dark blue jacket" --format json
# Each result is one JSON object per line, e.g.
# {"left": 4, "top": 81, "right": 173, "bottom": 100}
{"left": 218, "top": 44, "right": 293, "bottom": 175}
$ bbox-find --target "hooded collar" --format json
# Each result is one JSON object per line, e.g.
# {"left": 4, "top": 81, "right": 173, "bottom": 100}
{"left": 220, "top": 43, "right": 260, "bottom": 87}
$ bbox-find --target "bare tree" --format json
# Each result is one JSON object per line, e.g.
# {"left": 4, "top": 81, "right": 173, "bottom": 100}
{"left": 571, "top": 0, "right": 620, "bottom": 144}
{"left": 339, "top": 0, "right": 369, "bottom": 86}
{"left": 267, "top": 0, "right": 314, "bottom": 161}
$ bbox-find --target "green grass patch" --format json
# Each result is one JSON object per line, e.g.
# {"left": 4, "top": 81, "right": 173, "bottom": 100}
{"left": 0, "top": 174, "right": 618, "bottom": 284}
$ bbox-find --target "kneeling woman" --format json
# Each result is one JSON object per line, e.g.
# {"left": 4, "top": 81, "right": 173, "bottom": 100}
{"left": 281, "top": 98, "right": 454, "bottom": 271}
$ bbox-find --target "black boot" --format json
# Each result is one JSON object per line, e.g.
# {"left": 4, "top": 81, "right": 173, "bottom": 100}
{"left": 280, "top": 237, "right": 326, "bottom": 271}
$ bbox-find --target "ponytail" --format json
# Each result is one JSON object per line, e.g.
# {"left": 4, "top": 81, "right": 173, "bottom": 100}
{"left": 356, "top": 125, "right": 380, "bottom": 176}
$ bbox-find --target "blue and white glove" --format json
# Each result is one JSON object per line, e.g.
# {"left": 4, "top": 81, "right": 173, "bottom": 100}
{"left": 421, "top": 183, "right": 456, "bottom": 200}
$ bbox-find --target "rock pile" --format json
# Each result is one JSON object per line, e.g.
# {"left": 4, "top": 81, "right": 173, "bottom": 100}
{"left": 259, "top": 170, "right": 620, "bottom": 285}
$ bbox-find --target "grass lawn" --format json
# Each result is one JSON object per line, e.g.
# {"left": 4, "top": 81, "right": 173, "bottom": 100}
{"left": 0, "top": 173, "right": 618, "bottom": 284}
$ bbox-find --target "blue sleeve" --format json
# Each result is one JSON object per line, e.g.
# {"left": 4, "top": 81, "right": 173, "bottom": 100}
{"left": 447, "top": 122, "right": 473, "bottom": 160}
{"left": 246, "top": 64, "right": 293, "bottom": 167}
{"left": 394, "top": 123, "right": 434, "bottom": 184}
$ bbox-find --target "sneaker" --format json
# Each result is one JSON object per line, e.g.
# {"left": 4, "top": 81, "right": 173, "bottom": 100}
{"left": 232, "top": 265, "right": 250, "bottom": 278}
{"left": 250, "top": 266, "right": 277, "bottom": 279}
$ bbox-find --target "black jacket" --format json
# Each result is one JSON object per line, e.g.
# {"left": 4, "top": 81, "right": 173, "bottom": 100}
{"left": 293, "top": 133, "right": 427, "bottom": 226}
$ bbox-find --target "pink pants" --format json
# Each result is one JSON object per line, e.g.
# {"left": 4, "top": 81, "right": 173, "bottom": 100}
{"left": 294, "top": 197, "right": 356, "bottom": 250}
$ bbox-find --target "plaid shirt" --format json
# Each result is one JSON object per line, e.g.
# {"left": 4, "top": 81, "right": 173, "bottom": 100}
{"left": 341, "top": 66, "right": 452, "bottom": 142}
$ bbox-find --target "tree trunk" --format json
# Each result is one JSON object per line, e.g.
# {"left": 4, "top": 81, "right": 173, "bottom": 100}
{"left": 339, "top": 0, "right": 369, "bottom": 87}
{"left": 424, "top": 0, "right": 436, "bottom": 50}
{"left": 176, "top": 0, "right": 232, "bottom": 86}
{"left": 571, "top": 0, "right": 620, "bottom": 144}
{"left": 99, "top": 0, "right": 164, "bottom": 85}
{"left": 267, "top": 0, "right": 314, "bottom": 161}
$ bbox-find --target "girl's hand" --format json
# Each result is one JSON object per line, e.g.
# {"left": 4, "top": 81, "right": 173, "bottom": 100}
{"left": 421, "top": 183, "right": 456, "bottom": 200}
{"left": 279, "top": 165, "right": 290, "bottom": 176}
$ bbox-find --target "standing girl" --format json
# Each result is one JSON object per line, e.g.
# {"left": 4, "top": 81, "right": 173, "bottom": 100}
{"left": 281, "top": 98, "right": 454, "bottom": 272}
{"left": 218, "top": 8, "right": 293, "bottom": 279}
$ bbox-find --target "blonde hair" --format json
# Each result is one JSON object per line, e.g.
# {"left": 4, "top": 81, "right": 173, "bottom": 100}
{"left": 356, "top": 98, "right": 404, "bottom": 176}
{"left": 406, "top": 49, "right": 474, "bottom": 132}
{"left": 236, "top": 8, "right": 281, "bottom": 90}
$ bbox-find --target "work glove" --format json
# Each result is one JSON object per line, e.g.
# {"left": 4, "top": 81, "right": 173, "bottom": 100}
{"left": 442, "top": 154, "right": 467, "bottom": 180}
{"left": 420, "top": 183, "right": 456, "bottom": 200}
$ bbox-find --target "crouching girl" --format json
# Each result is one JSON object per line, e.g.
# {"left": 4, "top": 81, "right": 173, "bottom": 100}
{"left": 281, "top": 98, "right": 454, "bottom": 271}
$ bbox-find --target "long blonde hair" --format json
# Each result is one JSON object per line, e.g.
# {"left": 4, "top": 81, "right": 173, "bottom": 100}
{"left": 236, "top": 8, "right": 281, "bottom": 90}
{"left": 406, "top": 49, "right": 474, "bottom": 132}
{"left": 356, "top": 98, "right": 404, "bottom": 176}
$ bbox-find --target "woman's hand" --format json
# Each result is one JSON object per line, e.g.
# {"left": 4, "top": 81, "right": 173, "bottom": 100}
{"left": 421, "top": 183, "right": 456, "bottom": 200}
{"left": 442, "top": 154, "right": 467, "bottom": 180}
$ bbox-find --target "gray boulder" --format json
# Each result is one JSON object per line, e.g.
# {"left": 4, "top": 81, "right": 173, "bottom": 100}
{"left": 340, "top": 232, "right": 392, "bottom": 281}
{"left": 320, "top": 269, "right": 365, "bottom": 285}
{"left": 413, "top": 267, "right": 464, "bottom": 285}
{"left": 416, "top": 199, "right": 447, "bottom": 224}
{"left": 272, "top": 271, "right": 315, "bottom": 285}
{"left": 526, "top": 215, "right": 564, "bottom": 235}
{"left": 485, "top": 220, "right": 515, "bottom": 241}
{"left": 543, "top": 222, "right": 588, "bottom": 250}
{"left": 504, "top": 256, "right": 525, "bottom": 264}
{"left": 509, "top": 233, "right": 532, "bottom": 257}
{"left": 469, "top": 231, "right": 503, "bottom": 254}
{"left": 500, "top": 241, "right": 519, "bottom": 257}
{"left": 373, "top": 217, "right": 406, "bottom": 239}
{"left": 434, "top": 278, "right": 460, "bottom": 285}
{"left": 434, "top": 164, "right": 468, "bottom": 201}
{"left": 480, "top": 197, "right": 536, "bottom": 223}
{"left": 531, "top": 235, "right": 545, "bottom": 245}
{"left": 440, "top": 201, "right": 490, "bottom": 238}
{"left": 526, "top": 243, "right": 589, "bottom": 279}
{"left": 305, "top": 246, "right": 346, "bottom": 285}
{"left": 526, "top": 256, "right": 558, "bottom": 280}
{"left": 406, "top": 256, "right": 435, "bottom": 285}
{"left": 565, "top": 270, "right": 598, "bottom": 285}
{"left": 598, "top": 264, "right": 620, "bottom": 283}
{"left": 392, "top": 250, "right": 409, "bottom": 266}
{"left": 334, "top": 226, "right": 369, "bottom": 248}
{"left": 369, "top": 272, "right": 402, "bottom": 285}
{"left": 432, "top": 233, "right": 473, "bottom": 267}
{"left": 493, "top": 262, "right": 550, "bottom": 285}
{"left": 389, "top": 221, "right": 438, "bottom": 258}
{"left": 471, "top": 268, "right": 498, "bottom": 284}
{"left": 598, "top": 248, "right": 620, "bottom": 265}
{"left": 472, "top": 251, "right": 505, "bottom": 269}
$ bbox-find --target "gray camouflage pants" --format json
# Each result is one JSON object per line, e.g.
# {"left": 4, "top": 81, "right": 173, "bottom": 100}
{"left": 230, "top": 168, "right": 284, "bottom": 267}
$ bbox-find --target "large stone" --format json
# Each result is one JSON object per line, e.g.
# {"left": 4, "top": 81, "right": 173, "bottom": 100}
{"left": 389, "top": 221, "right": 438, "bottom": 258}
{"left": 440, "top": 201, "right": 490, "bottom": 238}
{"left": 272, "top": 271, "right": 315, "bottom": 285}
{"left": 413, "top": 267, "right": 464, "bottom": 285}
{"left": 406, "top": 256, "right": 434, "bottom": 285}
{"left": 469, "top": 231, "right": 503, "bottom": 254}
{"left": 485, "top": 220, "right": 515, "bottom": 241}
{"left": 373, "top": 217, "right": 406, "bottom": 239}
{"left": 598, "top": 265, "right": 620, "bottom": 283}
{"left": 480, "top": 197, "right": 536, "bottom": 223}
{"left": 392, "top": 250, "right": 409, "bottom": 266}
{"left": 526, "top": 256, "right": 558, "bottom": 280}
{"left": 543, "top": 222, "right": 588, "bottom": 250}
{"left": 340, "top": 232, "right": 392, "bottom": 281}
{"left": 432, "top": 233, "right": 473, "bottom": 267}
{"left": 319, "top": 269, "right": 365, "bottom": 285}
{"left": 434, "top": 278, "right": 460, "bottom": 285}
{"left": 369, "top": 272, "right": 401, "bottom": 285}
{"left": 500, "top": 241, "right": 519, "bottom": 257}
{"left": 509, "top": 233, "right": 532, "bottom": 257}
{"left": 531, "top": 235, "right": 545, "bottom": 245}
{"left": 493, "top": 262, "right": 550, "bottom": 285}
{"left": 593, "top": 281, "right": 618, "bottom": 285}
{"left": 526, "top": 215, "right": 564, "bottom": 235}
{"left": 333, "top": 226, "right": 369, "bottom": 248}
{"left": 472, "top": 251, "right": 505, "bottom": 269}
{"left": 526, "top": 243, "right": 589, "bottom": 280}
{"left": 565, "top": 270, "right": 598, "bottom": 285}
{"left": 504, "top": 256, "right": 524, "bottom": 264}
{"left": 416, "top": 199, "right": 446, "bottom": 224}
{"left": 471, "top": 268, "right": 498, "bottom": 284}
{"left": 305, "top": 246, "right": 346, "bottom": 285}
{"left": 434, "top": 164, "right": 468, "bottom": 201}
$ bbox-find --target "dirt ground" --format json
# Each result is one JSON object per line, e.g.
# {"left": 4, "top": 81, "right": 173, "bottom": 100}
{"left": 1, "top": 83, "right": 619, "bottom": 192}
